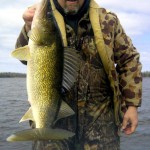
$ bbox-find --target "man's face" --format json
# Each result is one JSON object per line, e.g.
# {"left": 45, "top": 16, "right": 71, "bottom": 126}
{"left": 57, "top": 0, "right": 85, "bottom": 14}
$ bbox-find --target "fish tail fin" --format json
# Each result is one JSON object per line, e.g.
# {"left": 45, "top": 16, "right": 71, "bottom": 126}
{"left": 7, "top": 128, "right": 75, "bottom": 142}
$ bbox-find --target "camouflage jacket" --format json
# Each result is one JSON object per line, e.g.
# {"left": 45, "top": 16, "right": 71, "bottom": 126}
{"left": 15, "top": 0, "right": 142, "bottom": 126}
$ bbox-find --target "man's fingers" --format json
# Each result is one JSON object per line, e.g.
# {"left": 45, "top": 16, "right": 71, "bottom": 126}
{"left": 122, "top": 118, "right": 138, "bottom": 135}
{"left": 131, "top": 125, "right": 136, "bottom": 133}
{"left": 121, "top": 106, "right": 138, "bottom": 135}
{"left": 27, "top": 4, "right": 38, "bottom": 10}
{"left": 121, "top": 116, "right": 128, "bottom": 130}
{"left": 123, "top": 124, "right": 136, "bottom": 135}
{"left": 131, "top": 121, "right": 138, "bottom": 133}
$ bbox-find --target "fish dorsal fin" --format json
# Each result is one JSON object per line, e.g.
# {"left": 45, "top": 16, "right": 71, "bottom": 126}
{"left": 63, "top": 47, "right": 80, "bottom": 91}
{"left": 19, "top": 107, "right": 34, "bottom": 123}
{"left": 11, "top": 45, "right": 30, "bottom": 61}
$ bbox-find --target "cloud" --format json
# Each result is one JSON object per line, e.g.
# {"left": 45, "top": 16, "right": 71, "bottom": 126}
{"left": 0, "top": 0, "right": 150, "bottom": 72}
{"left": 0, "top": 9, "right": 23, "bottom": 31}
{"left": 95, "top": 0, "right": 150, "bottom": 71}
{"left": 140, "top": 51, "right": 150, "bottom": 71}
{"left": 0, "top": 0, "right": 36, "bottom": 8}
{"left": 0, "top": 62, "right": 27, "bottom": 73}
{"left": 0, "top": 0, "right": 37, "bottom": 32}
{"left": 0, "top": 0, "right": 36, "bottom": 73}
{"left": 97, "top": 0, "right": 150, "bottom": 14}
{"left": 96, "top": 0, "right": 150, "bottom": 36}
{"left": 117, "top": 13, "right": 150, "bottom": 36}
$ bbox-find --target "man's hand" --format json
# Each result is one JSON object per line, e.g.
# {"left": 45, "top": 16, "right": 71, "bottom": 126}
{"left": 23, "top": 4, "right": 38, "bottom": 32}
{"left": 121, "top": 106, "right": 138, "bottom": 135}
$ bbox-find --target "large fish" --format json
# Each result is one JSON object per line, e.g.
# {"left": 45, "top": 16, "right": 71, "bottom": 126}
{"left": 7, "top": 0, "right": 79, "bottom": 141}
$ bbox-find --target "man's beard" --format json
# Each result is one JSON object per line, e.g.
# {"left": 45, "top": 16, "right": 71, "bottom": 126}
{"left": 64, "top": 7, "right": 79, "bottom": 15}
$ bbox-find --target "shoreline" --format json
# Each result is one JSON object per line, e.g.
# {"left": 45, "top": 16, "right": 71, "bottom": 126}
{"left": 1, "top": 71, "right": 150, "bottom": 78}
{"left": 0, "top": 72, "right": 26, "bottom": 78}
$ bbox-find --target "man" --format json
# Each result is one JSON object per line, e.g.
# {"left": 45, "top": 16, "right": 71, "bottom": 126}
{"left": 15, "top": 0, "right": 142, "bottom": 149}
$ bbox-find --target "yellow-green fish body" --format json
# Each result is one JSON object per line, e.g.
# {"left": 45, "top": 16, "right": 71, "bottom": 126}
{"left": 7, "top": 0, "right": 79, "bottom": 141}
{"left": 27, "top": 23, "right": 63, "bottom": 129}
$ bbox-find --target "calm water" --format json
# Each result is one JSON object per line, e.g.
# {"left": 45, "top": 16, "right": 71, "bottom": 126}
{"left": 0, "top": 78, "right": 150, "bottom": 150}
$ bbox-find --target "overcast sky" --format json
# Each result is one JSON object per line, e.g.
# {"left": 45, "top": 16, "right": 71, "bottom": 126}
{"left": 0, "top": 0, "right": 150, "bottom": 73}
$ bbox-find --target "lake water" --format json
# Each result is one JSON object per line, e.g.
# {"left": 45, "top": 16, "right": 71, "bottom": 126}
{"left": 0, "top": 78, "right": 150, "bottom": 150}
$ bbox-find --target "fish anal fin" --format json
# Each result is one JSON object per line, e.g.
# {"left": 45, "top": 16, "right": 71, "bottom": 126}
{"left": 54, "top": 101, "right": 75, "bottom": 123}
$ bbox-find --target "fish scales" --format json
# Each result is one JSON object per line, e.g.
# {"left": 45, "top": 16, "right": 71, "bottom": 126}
{"left": 28, "top": 44, "right": 63, "bottom": 128}
{"left": 27, "top": 5, "right": 64, "bottom": 128}
{"left": 7, "top": 0, "right": 78, "bottom": 141}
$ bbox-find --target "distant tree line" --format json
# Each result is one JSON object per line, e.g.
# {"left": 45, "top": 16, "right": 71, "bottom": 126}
{"left": 142, "top": 71, "right": 150, "bottom": 77}
{"left": 0, "top": 71, "right": 150, "bottom": 78}
{"left": 0, "top": 72, "right": 26, "bottom": 78}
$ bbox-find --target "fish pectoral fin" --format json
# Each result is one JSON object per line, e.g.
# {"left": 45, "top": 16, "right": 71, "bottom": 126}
{"left": 7, "top": 128, "right": 75, "bottom": 142}
{"left": 55, "top": 101, "right": 75, "bottom": 123}
{"left": 62, "top": 47, "right": 80, "bottom": 91}
{"left": 11, "top": 45, "right": 30, "bottom": 61}
{"left": 19, "top": 107, "right": 34, "bottom": 123}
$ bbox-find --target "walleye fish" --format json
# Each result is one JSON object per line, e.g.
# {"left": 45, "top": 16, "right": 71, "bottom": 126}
{"left": 7, "top": 0, "right": 79, "bottom": 141}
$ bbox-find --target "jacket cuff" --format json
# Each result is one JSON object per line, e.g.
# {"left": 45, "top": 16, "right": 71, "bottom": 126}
{"left": 15, "top": 25, "right": 29, "bottom": 48}
{"left": 125, "top": 100, "right": 142, "bottom": 107}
